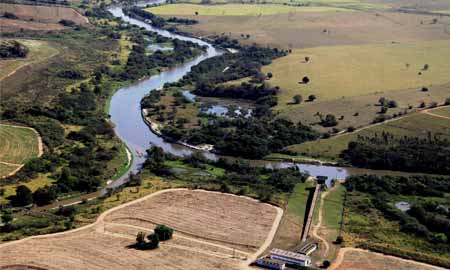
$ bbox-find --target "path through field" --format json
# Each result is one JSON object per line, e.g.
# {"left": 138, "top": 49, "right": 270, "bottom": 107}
{"left": 421, "top": 105, "right": 450, "bottom": 120}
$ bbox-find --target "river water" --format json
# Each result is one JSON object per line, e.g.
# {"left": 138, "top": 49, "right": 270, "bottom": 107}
{"left": 106, "top": 3, "right": 372, "bottom": 191}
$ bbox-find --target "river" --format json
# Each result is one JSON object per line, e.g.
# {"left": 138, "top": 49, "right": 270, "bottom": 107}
{"left": 105, "top": 2, "right": 372, "bottom": 191}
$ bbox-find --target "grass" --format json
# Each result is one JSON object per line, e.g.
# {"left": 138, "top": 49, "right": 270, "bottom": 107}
{"left": 262, "top": 40, "right": 450, "bottom": 109}
{"left": 0, "top": 163, "right": 19, "bottom": 178}
{"left": 285, "top": 110, "right": 450, "bottom": 161}
{"left": 0, "top": 124, "right": 40, "bottom": 164}
{"left": 322, "top": 184, "right": 345, "bottom": 229}
{"left": 0, "top": 173, "right": 54, "bottom": 203}
{"left": 0, "top": 39, "right": 59, "bottom": 81}
{"left": 146, "top": 3, "right": 349, "bottom": 16}
{"left": 431, "top": 106, "right": 450, "bottom": 118}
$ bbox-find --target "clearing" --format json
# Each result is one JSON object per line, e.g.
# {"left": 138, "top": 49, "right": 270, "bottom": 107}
{"left": 0, "top": 124, "right": 43, "bottom": 178}
{"left": 0, "top": 189, "right": 282, "bottom": 270}
{"left": 0, "top": 39, "right": 59, "bottom": 82}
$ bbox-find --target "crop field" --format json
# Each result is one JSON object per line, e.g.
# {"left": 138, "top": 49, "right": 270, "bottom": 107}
{"left": 0, "top": 39, "right": 59, "bottom": 82}
{"left": 0, "top": 3, "right": 89, "bottom": 25}
{"left": 264, "top": 40, "right": 450, "bottom": 107}
{"left": 333, "top": 249, "right": 443, "bottom": 270}
{"left": 0, "top": 124, "right": 41, "bottom": 170}
{"left": 147, "top": 4, "right": 349, "bottom": 16}
{"left": 0, "top": 18, "right": 65, "bottom": 32}
{"left": 0, "top": 189, "right": 281, "bottom": 270}
{"left": 285, "top": 109, "right": 450, "bottom": 161}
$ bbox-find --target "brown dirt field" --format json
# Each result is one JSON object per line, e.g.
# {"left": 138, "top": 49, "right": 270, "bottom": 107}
{"left": 176, "top": 11, "right": 450, "bottom": 49}
{"left": 0, "top": 18, "right": 64, "bottom": 32}
{"left": 0, "top": 189, "right": 282, "bottom": 270}
{"left": 0, "top": 3, "right": 88, "bottom": 25}
{"left": 332, "top": 248, "right": 446, "bottom": 270}
{"left": 105, "top": 189, "right": 278, "bottom": 250}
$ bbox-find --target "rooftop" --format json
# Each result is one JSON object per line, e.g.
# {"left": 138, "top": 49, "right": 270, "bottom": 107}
{"left": 270, "top": 248, "right": 311, "bottom": 261}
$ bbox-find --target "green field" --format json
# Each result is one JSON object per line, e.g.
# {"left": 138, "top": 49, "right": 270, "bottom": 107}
{"left": 285, "top": 110, "right": 450, "bottom": 161}
{"left": 431, "top": 106, "right": 450, "bottom": 118}
{"left": 146, "top": 3, "right": 349, "bottom": 16}
{"left": 0, "top": 125, "right": 40, "bottom": 165}
{"left": 0, "top": 173, "right": 54, "bottom": 203}
{"left": 263, "top": 40, "right": 450, "bottom": 109}
{"left": 322, "top": 184, "right": 345, "bottom": 229}
{"left": 0, "top": 39, "right": 59, "bottom": 82}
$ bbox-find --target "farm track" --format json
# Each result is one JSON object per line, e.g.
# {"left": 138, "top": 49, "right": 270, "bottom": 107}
{"left": 421, "top": 105, "right": 450, "bottom": 120}
{"left": 311, "top": 185, "right": 334, "bottom": 262}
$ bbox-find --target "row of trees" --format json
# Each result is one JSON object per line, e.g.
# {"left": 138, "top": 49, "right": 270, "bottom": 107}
{"left": 341, "top": 132, "right": 450, "bottom": 174}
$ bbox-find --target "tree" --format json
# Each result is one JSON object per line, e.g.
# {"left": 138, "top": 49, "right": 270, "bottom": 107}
{"left": 431, "top": 233, "right": 447, "bottom": 243}
{"left": 423, "top": 64, "right": 429, "bottom": 71}
{"left": 380, "top": 106, "right": 388, "bottom": 114}
{"left": 33, "top": 185, "right": 58, "bottom": 206}
{"left": 293, "top": 94, "right": 303, "bottom": 104}
{"left": 378, "top": 97, "right": 387, "bottom": 106}
{"left": 136, "top": 231, "right": 146, "bottom": 248}
{"left": 322, "top": 260, "right": 331, "bottom": 268}
{"left": 421, "top": 87, "right": 429, "bottom": 92}
{"left": 11, "top": 185, "right": 33, "bottom": 206}
{"left": 301, "top": 76, "right": 310, "bottom": 84}
{"left": 147, "top": 233, "right": 160, "bottom": 249}
{"left": 1, "top": 209, "right": 13, "bottom": 225}
{"left": 321, "top": 114, "right": 337, "bottom": 127}
{"left": 308, "top": 94, "right": 316, "bottom": 102}
{"left": 387, "top": 100, "right": 398, "bottom": 108}
{"left": 305, "top": 56, "right": 310, "bottom": 62}
{"left": 154, "top": 224, "right": 174, "bottom": 241}
{"left": 444, "top": 98, "right": 450, "bottom": 105}
{"left": 267, "top": 72, "right": 273, "bottom": 79}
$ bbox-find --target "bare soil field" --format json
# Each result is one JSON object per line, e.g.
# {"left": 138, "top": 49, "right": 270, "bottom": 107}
{"left": 0, "top": 3, "right": 88, "bottom": 25}
{"left": 173, "top": 10, "right": 449, "bottom": 49}
{"left": 0, "top": 189, "right": 282, "bottom": 270}
{"left": 332, "top": 248, "right": 447, "bottom": 270}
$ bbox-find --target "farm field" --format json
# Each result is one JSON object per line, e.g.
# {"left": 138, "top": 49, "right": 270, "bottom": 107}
{"left": 0, "top": 39, "right": 59, "bottom": 82}
{"left": 263, "top": 40, "right": 450, "bottom": 106}
{"left": 284, "top": 108, "right": 450, "bottom": 161}
{"left": 0, "top": 189, "right": 282, "bottom": 269}
{"left": 0, "top": 3, "right": 89, "bottom": 25}
{"left": 0, "top": 18, "right": 65, "bottom": 32}
{"left": 428, "top": 106, "right": 450, "bottom": 118}
{"left": 146, "top": 4, "right": 349, "bottom": 16}
{"left": 160, "top": 7, "right": 449, "bottom": 49}
{"left": 332, "top": 248, "right": 445, "bottom": 270}
{"left": 0, "top": 124, "right": 42, "bottom": 178}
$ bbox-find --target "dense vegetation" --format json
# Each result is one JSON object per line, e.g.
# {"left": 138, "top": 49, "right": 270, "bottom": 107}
{"left": 345, "top": 174, "right": 450, "bottom": 267}
{"left": 341, "top": 132, "right": 450, "bottom": 175}
{"left": 0, "top": 40, "right": 29, "bottom": 59}
{"left": 142, "top": 146, "right": 309, "bottom": 202}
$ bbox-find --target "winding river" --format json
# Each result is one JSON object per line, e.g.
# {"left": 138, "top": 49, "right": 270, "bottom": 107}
{"left": 105, "top": 2, "right": 370, "bottom": 191}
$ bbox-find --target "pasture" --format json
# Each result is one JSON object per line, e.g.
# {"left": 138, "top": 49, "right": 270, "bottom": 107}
{"left": 0, "top": 39, "right": 59, "bottom": 82}
{"left": 146, "top": 4, "right": 349, "bottom": 16}
{"left": 164, "top": 8, "right": 448, "bottom": 49}
{"left": 264, "top": 40, "right": 450, "bottom": 107}
{"left": 0, "top": 189, "right": 281, "bottom": 270}
{"left": 285, "top": 109, "right": 450, "bottom": 161}
{"left": 0, "top": 124, "right": 41, "bottom": 165}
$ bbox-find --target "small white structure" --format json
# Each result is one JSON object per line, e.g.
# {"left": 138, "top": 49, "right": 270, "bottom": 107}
{"left": 269, "top": 248, "right": 312, "bottom": 267}
{"left": 256, "top": 258, "right": 286, "bottom": 270}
